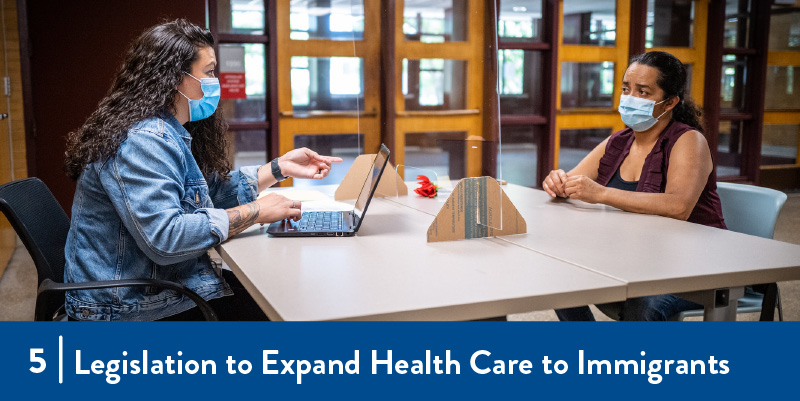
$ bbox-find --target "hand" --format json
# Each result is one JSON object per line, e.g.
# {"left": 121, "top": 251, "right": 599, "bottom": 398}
{"left": 542, "top": 169, "right": 569, "bottom": 198}
{"left": 253, "top": 193, "right": 302, "bottom": 224}
{"left": 564, "top": 175, "right": 606, "bottom": 204}
{"left": 278, "top": 148, "right": 343, "bottom": 180}
{"left": 226, "top": 193, "right": 303, "bottom": 237}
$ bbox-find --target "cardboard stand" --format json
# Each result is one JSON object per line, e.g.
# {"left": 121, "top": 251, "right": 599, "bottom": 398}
{"left": 334, "top": 154, "right": 407, "bottom": 201}
{"left": 427, "top": 176, "right": 526, "bottom": 243}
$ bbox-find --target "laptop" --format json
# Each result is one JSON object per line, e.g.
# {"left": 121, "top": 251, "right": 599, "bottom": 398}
{"left": 267, "top": 144, "right": 391, "bottom": 237}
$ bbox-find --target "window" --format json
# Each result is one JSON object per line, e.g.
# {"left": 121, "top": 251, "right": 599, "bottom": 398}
{"left": 765, "top": 66, "right": 800, "bottom": 110}
{"left": 769, "top": 7, "right": 800, "bottom": 51}
{"left": 402, "top": 59, "right": 467, "bottom": 110}
{"left": 329, "top": 58, "right": 362, "bottom": 96}
{"left": 717, "top": 120, "right": 744, "bottom": 177}
{"left": 724, "top": 0, "right": 751, "bottom": 48}
{"left": 214, "top": 0, "right": 270, "bottom": 168}
{"left": 291, "top": 56, "right": 310, "bottom": 107}
{"left": 229, "top": 129, "right": 267, "bottom": 170}
{"left": 499, "top": 50, "right": 525, "bottom": 95}
{"left": 419, "top": 59, "right": 445, "bottom": 106}
{"left": 403, "top": 131, "right": 469, "bottom": 180}
{"left": 219, "top": 44, "right": 266, "bottom": 123}
{"left": 499, "top": 50, "right": 543, "bottom": 115}
{"left": 761, "top": 125, "right": 799, "bottom": 166}
{"left": 646, "top": 0, "right": 694, "bottom": 48}
{"left": 292, "top": 134, "right": 364, "bottom": 187}
{"left": 558, "top": 128, "right": 612, "bottom": 172}
{"left": 290, "top": 57, "right": 364, "bottom": 112}
{"left": 560, "top": 62, "right": 615, "bottom": 109}
{"left": 498, "top": 125, "right": 544, "bottom": 187}
{"left": 498, "top": 0, "right": 542, "bottom": 43}
{"left": 721, "top": 55, "right": 749, "bottom": 111}
{"left": 289, "top": 0, "right": 364, "bottom": 41}
{"left": 562, "top": 0, "right": 616, "bottom": 46}
{"left": 403, "top": 0, "right": 468, "bottom": 42}
{"left": 496, "top": 0, "right": 551, "bottom": 187}
{"left": 217, "top": 0, "right": 265, "bottom": 35}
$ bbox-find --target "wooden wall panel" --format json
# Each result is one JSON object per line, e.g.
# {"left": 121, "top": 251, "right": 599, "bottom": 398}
{"left": 1, "top": 0, "right": 27, "bottom": 277}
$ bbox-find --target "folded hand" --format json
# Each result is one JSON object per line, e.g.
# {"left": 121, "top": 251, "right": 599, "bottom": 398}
{"left": 564, "top": 175, "right": 606, "bottom": 204}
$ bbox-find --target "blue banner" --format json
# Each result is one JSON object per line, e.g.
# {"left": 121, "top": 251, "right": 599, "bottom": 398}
{"left": 0, "top": 322, "right": 794, "bottom": 399}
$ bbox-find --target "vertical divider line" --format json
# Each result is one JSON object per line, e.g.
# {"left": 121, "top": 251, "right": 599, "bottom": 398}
{"left": 492, "top": 0, "right": 503, "bottom": 230}
{"left": 493, "top": 0, "right": 502, "bottom": 183}
{"left": 59, "top": 335, "right": 63, "bottom": 384}
{"left": 351, "top": 0, "right": 361, "bottom": 155}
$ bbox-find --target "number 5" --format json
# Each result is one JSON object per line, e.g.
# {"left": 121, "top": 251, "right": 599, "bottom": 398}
{"left": 30, "top": 348, "right": 46, "bottom": 373}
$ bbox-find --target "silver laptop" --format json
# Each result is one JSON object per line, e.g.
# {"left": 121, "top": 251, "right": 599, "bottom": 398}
{"left": 267, "top": 144, "right": 390, "bottom": 237}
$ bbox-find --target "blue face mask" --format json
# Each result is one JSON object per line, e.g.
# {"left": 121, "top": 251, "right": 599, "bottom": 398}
{"left": 178, "top": 73, "right": 220, "bottom": 121}
{"left": 618, "top": 94, "right": 670, "bottom": 132}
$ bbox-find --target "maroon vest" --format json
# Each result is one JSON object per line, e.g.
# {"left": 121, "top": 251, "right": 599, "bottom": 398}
{"left": 596, "top": 121, "right": 727, "bottom": 229}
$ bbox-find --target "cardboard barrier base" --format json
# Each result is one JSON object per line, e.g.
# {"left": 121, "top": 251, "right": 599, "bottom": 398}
{"left": 427, "top": 177, "right": 526, "bottom": 243}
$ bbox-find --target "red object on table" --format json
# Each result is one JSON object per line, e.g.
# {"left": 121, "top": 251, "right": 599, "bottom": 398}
{"left": 414, "top": 175, "right": 438, "bottom": 198}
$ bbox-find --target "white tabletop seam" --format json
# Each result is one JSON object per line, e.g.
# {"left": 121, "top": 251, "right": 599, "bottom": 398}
{"left": 493, "top": 236, "right": 630, "bottom": 286}
{"left": 382, "top": 196, "right": 438, "bottom": 216}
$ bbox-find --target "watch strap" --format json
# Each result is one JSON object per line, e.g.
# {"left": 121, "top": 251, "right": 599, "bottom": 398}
{"left": 270, "top": 158, "right": 287, "bottom": 182}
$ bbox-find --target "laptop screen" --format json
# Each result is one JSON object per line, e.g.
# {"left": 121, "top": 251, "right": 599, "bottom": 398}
{"left": 354, "top": 144, "right": 390, "bottom": 219}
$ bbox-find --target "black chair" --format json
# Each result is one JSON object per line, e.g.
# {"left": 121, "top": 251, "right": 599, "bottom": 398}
{"left": 0, "top": 177, "right": 217, "bottom": 321}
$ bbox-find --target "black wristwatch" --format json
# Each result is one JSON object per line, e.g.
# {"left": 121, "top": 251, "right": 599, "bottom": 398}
{"left": 270, "top": 158, "right": 287, "bottom": 182}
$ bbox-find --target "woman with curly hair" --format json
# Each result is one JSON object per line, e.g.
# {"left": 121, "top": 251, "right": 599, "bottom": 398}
{"left": 63, "top": 19, "right": 341, "bottom": 320}
{"left": 542, "top": 51, "right": 726, "bottom": 321}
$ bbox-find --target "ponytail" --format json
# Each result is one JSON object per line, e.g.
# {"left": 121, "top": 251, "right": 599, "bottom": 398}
{"left": 671, "top": 97, "right": 703, "bottom": 132}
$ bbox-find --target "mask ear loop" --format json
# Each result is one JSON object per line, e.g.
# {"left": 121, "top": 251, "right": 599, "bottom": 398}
{"left": 176, "top": 78, "right": 193, "bottom": 120}
{"left": 176, "top": 72, "right": 202, "bottom": 101}
{"left": 654, "top": 96, "right": 676, "bottom": 120}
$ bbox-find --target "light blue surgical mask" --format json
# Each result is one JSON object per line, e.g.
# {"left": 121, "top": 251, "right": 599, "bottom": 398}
{"left": 618, "top": 94, "right": 670, "bottom": 132}
{"left": 178, "top": 73, "right": 220, "bottom": 121}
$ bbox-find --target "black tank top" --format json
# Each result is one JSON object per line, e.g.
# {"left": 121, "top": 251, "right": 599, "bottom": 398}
{"left": 606, "top": 167, "right": 638, "bottom": 192}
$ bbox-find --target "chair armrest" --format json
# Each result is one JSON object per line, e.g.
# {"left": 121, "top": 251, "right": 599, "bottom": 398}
{"left": 37, "top": 278, "right": 218, "bottom": 321}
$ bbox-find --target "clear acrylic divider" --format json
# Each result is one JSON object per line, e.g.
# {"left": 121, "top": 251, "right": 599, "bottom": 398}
{"left": 474, "top": 139, "right": 503, "bottom": 232}
{"left": 340, "top": 0, "right": 507, "bottom": 233}
{"left": 399, "top": 137, "right": 504, "bottom": 231}
{"left": 486, "top": 0, "right": 505, "bottom": 232}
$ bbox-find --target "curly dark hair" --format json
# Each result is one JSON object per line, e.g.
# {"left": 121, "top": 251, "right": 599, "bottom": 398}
{"left": 629, "top": 51, "right": 703, "bottom": 132}
{"left": 64, "top": 19, "right": 230, "bottom": 180}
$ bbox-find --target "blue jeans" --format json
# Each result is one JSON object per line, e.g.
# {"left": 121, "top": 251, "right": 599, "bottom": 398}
{"left": 555, "top": 294, "right": 703, "bottom": 321}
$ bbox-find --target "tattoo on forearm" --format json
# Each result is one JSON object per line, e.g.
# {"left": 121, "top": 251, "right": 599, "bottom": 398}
{"left": 227, "top": 203, "right": 260, "bottom": 238}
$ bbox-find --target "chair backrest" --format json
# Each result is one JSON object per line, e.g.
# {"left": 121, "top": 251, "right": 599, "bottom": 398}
{"left": 716, "top": 182, "right": 787, "bottom": 239}
{"left": 0, "top": 178, "right": 70, "bottom": 286}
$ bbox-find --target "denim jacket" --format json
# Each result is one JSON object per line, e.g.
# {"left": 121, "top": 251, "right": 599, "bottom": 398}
{"left": 65, "top": 111, "right": 259, "bottom": 320}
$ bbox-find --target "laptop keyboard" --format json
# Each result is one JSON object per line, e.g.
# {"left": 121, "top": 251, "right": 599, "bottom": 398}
{"left": 298, "top": 211, "right": 343, "bottom": 231}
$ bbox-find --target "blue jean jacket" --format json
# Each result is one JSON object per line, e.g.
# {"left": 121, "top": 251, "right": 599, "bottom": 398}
{"left": 65, "top": 112, "right": 259, "bottom": 320}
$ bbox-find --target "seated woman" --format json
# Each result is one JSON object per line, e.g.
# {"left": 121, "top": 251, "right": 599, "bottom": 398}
{"left": 63, "top": 19, "right": 342, "bottom": 321}
{"left": 542, "top": 51, "right": 726, "bottom": 321}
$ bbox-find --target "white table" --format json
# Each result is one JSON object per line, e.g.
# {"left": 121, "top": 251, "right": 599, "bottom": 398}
{"left": 218, "top": 184, "right": 800, "bottom": 321}
{"left": 217, "top": 186, "right": 625, "bottom": 321}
